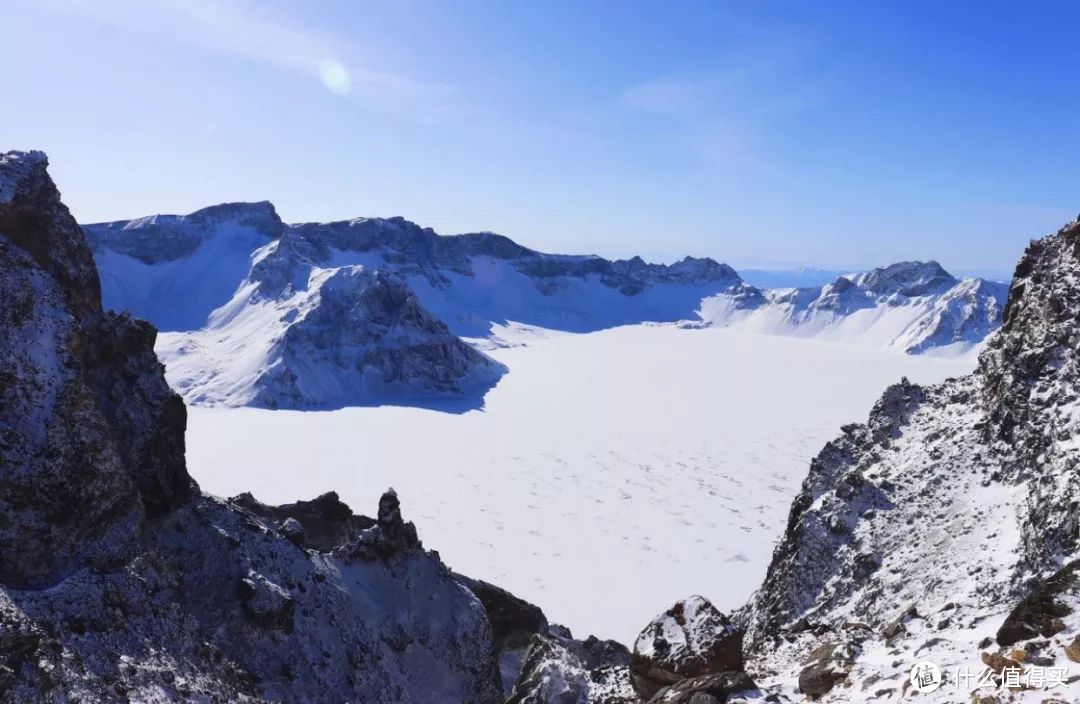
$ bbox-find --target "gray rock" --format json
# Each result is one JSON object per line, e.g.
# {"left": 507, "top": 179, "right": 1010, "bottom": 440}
{"left": 631, "top": 596, "right": 744, "bottom": 700}
{"left": 0, "top": 150, "right": 506, "bottom": 703}
{"left": 646, "top": 671, "right": 757, "bottom": 703}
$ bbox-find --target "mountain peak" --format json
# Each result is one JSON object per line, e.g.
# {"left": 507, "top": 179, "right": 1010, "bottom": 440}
{"left": 0, "top": 150, "right": 48, "bottom": 206}
{"left": 85, "top": 201, "right": 283, "bottom": 266}
{"left": 851, "top": 259, "right": 956, "bottom": 296}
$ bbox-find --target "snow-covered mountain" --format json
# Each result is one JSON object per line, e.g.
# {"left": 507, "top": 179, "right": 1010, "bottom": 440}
{"left": 701, "top": 261, "right": 1009, "bottom": 355}
{"left": 87, "top": 204, "right": 507, "bottom": 409}
{"left": 0, "top": 151, "right": 513, "bottom": 702}
{"left": 87, "top": 203, "right": 1006, "bottom": 409}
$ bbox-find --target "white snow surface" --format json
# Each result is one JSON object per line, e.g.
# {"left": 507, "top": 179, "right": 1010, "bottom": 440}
{"left": 183, "top": 324, "right": 975, "bottom": 643}
{"left": 93, "top": 223, "right": 270, "bottom": 332}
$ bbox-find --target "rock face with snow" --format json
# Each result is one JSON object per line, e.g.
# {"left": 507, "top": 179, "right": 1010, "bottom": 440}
{"left": 505, "top": 596, "right": 759, "bottom": 704}
{"left": 630, "top": 596, "right": 746, "bottom": 700}
{"left": 735, "top": 219, "right": 1080, "bottom": 701}
{"left": 0, "top": 150, "right": 514, "bottom": 703}
{"left": 92, "top": 211, "right": 508, "bottom": 409}
{"left": 0, "top": 150, "right": 191, "bottom": 589}
{"left": 506, "top": 626, "right": 636, "bottom": 704}
{"left": 702, "top": 260, "right": 1008, "bottom": 355}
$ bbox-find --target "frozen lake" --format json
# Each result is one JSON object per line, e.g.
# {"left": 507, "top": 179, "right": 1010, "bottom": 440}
{"left": 184, "top": 324, "right": 975, "bottom": 643}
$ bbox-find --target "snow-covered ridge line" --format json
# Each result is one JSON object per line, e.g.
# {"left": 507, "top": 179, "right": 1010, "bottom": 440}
{"left": 85, "top": 202, "right": 1006, "bottom": 410}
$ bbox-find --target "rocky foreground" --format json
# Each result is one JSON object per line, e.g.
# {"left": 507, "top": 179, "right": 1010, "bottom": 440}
{"left": 2, "top": 150, "right": 1079, "bottom": 703}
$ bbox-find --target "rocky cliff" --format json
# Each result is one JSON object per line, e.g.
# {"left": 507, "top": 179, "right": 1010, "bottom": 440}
{"left": 502, "top": 221, "right": 1080, "bottom": 703}
{"left": 735, "top": 220, "right": 1080, "bottom": 701}
{"left": 0, "top": 150, "right": 514, "bottom": 702}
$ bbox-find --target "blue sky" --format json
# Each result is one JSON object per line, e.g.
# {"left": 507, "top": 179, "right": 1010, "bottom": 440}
{"left": 3, "top": 0, "right": 1079, "bottom": 276}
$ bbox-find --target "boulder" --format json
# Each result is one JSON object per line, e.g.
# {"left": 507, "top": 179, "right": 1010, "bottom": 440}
{"left": 797, "top": 642, "right": 855, "bottom": 698}
{"left": 240, "top": 572, "right": 294, "bottom": 632}
{"left": 631, "top": 596, "right": 744, "bottom": 700}
{"left": 996, "top": 561, "right": 1078, "bottom": 645}
{"left": 646, "top": 671, "right": 757, "bottom": 703}
{"left": 1065, "top": 635, "right": 1080, "bottom": 664}
{"left": 506, "top": 628, "right": 634, "bottom": 704}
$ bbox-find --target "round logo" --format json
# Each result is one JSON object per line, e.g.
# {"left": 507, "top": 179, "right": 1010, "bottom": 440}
{"left": 909, "top": 660, "right": 942, "bottom": 693}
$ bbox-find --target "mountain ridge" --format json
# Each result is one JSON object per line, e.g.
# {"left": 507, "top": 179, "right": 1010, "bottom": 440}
{"left": 86, "top": 202, "right": 1008, "bottom": 410}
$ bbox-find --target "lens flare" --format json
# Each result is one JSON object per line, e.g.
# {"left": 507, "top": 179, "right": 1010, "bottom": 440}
{"left": 318, "top": 59, "right": 351, "bottom": 95}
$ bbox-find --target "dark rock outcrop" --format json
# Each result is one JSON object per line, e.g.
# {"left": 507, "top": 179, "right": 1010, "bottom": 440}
{"left": 506, "top": 627, "right": 635, "bottom": 704}
{"left": 0, "top": 150, "right": 507, "bottom": 702}
{"left": 644, "top": 671, "right": 757, "bottom": 703}
{"left": 453, "top": 573, "right": 551, "bottom": 694}
{"left": 230, "top": 491, "right": 375, "bottom": 551}
{"left": 631, "top": 596, "right": 746, "bottom": 700}
{"left": 996, "top": 561, "right": 1078, "bottom": 645}
{"left": 0, "top": 150, "right": 192, "bottom": 589}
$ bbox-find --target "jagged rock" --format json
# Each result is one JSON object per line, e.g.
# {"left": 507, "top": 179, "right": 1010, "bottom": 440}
{"left": 240, "top": 572, "right": 294, "bottom": 631}
{"left": 996, "top": 560, "right": 1078, "bottom": 645}
{"left": 631, "top": 596, "right": 744, "bottom": 700}
{"left": 646, "top": 671, "right": 757, "bottom": 703}
{"left": 737, "top": 215, "right": 1080, "bottom": 700}
{"left": 0, "top": 151, "right": 506, "bottom": 702}
{"left": 230, "top": 491, "right": 374, "bottom": 551}
{"left": 336, "top": 488, "right": 422, "bottom": 561}
{"left": 506, "top": 628, "right": 635, "bottom": 704}
{"left": 0, "top": 150, "right": 193, "bottom": 589}
{"left": 453, "top": 573, "right": 550, "bottom": 695}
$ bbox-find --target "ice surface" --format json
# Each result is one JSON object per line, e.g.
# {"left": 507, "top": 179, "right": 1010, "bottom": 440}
{"left": 184, "top": 324, "right": 974, "bottom": 642}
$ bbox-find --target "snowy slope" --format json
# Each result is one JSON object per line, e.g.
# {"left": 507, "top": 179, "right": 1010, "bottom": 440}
{"left": 735, "top": 219, "right": 1080, "bottom": 703}
{"left": 87, "top": 205, "right": 1006, "bottom": 410}
{"left": 85, "top": 202, "right": 282, "bottom": 331}
{"left": 701, "top": 261, "right": 1008, "bottom": 355}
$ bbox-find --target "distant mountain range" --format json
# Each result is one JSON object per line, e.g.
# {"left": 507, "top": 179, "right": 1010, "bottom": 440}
{"left": 737, "top": 267, "right": 848, "bottom": 289}
{"left": 84, "top": 202, "right": 1008, "bottom": 409}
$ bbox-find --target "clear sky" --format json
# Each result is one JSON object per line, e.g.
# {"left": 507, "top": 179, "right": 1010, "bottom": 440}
{"left": 3, "top": 0, "right": 1079, "bottom": 276}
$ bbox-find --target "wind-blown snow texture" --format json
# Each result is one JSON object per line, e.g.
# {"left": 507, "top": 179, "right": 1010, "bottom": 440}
{"left": 86, "top": 205, "right": 1006, "bottom": 410}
